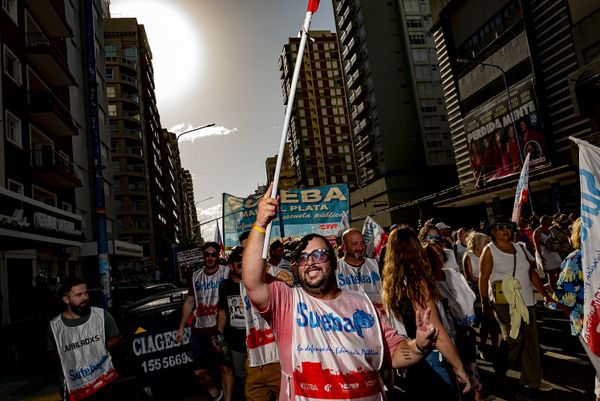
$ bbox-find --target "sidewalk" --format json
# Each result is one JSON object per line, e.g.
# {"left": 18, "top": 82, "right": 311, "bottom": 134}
{"left": 0, "top": 368, "right": 59, "bottom": 401}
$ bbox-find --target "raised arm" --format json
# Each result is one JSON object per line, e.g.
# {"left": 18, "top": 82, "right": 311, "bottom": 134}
{"left": 391, "top": 308, "right": 437, "bottom": 368}
{"left": 242, "top": 183, "right": 279, "bottom": 310}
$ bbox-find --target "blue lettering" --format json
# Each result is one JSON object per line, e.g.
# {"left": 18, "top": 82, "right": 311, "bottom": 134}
{"left": 194, "top": 277, "right": 225, "bottom": 291}
{"left": 297, "top": 302, "right": 308, "bottom": 327}
{"left": 295, "top": 303, "right": 375, "bottom": 336}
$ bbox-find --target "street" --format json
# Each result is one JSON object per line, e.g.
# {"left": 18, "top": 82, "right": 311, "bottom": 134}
{"left": 0, "top": 303, "right": 594, "bottom": 401}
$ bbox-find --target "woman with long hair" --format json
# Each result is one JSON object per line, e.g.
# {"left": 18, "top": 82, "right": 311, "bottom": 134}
{"left": 382, "top": 225, "right": 470, "bottom": 400}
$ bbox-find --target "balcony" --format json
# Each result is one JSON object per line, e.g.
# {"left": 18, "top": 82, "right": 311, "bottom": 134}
{"left": 105, "top": 56, "right": 138, "bottom": 72}
{"left": 345, "top": 52, "right": 361, "bottom": 76}
{"left": 25, "top": 0, "right": 72, "bottom": 38}
{"left": 352, "top": 118, "right": 369, "bottom": 137}
{"left": 351, "top": 101, "right": 368, "bottom": 121}
{"left": 338, "top": 5, "right": 352, "bottom": 30}
{"left": 342, "top": 37, "right": 358, "bottom": 60}
{"left": 31, "top": 148, "right": 81, "bottom": 189}
{"left": 346, "top": 68, "right": 363, "bottom": 90}
{"left": 348, "top": 86, "right": 364, "bottom": 105}
{"left": 28, "top": 90, "right": 79, "bottom": 137}
{"left": 116, "top": 74, "right": 139, "bottom": 89}
{"left": 25, "top": 32, "right": 75, "bottom": 86}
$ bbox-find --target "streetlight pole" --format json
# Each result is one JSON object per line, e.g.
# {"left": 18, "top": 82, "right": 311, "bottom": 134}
{"left": 480, "top": 62, "right": 524, "bottom": 164}
{"left": 457, "top": 59, "right": 524, "bottom": 163}
{"left": 176, "top": 123, "right": 216, "bottom": 141}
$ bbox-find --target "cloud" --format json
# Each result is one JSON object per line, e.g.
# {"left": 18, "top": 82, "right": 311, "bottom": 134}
{"left": 171, "top": 123, "right": 239, "bottom": 142}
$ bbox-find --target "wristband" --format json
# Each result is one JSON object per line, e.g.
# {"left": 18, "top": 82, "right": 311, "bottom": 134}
{"left": 415, "top": 341, "right": 432, "bottom": 355}
{"left": 252, "top": 224, "right": 266, "bottom": 234}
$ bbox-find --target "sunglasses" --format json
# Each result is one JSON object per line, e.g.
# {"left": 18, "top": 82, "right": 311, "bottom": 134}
{"left": 494, "top": 224, "right": 513, "bottom": 231}
{"left": 426, "top": 234, "right": 441, "bottom": 241}
{"left": 203, "top": 251, "right": 219, "bottom": 258}
{"left": 296, "top": 249, "right": 332, "bottom": 267}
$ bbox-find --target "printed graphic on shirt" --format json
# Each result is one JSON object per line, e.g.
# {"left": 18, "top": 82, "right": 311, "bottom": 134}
{"left": 226, "top": 294, "right": 245, "bottom": 329}
{"left": 291, "top": 288, "right": 384, "bottom": 400}
{"left": 192, "top": 266, "right": 229, "bottom": 329}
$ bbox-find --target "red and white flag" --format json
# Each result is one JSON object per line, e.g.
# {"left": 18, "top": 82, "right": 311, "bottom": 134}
{"left": 362, "top": 216, "right": 388, "bottom": 259}
{"left": 214, "top": 223, "right": 224, "bottom": 253}
{"left": 307, "top": 0, "right": 320, "bottom": 13}
{"left": 511, "top": 152, "right": 530, "bottom": 224}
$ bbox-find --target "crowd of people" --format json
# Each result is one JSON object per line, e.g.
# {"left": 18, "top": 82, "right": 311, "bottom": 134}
{"left": 46, "top": 191, "right": 598, "bottom": 401}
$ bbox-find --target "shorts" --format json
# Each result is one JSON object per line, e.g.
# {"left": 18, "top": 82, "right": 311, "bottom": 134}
{"left": 231, "top": 350, "right": 247, "bottom": 378}
{"left": 190, "top": 332, "right": 232, "bottom": 371}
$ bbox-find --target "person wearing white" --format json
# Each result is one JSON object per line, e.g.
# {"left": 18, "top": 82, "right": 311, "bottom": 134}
{"left": 479, "top": 219, "right": 553, "bottom": 393}
{"left": 337, "top": 228, "right": 383, "bottom": 309}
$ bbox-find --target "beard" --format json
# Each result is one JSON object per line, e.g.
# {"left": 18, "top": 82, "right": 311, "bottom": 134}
{"left": 71, "top": 302, "right": 91, "bottom": 317}
{"left": 299, "top": 264, "right": 336, "bottom": 297}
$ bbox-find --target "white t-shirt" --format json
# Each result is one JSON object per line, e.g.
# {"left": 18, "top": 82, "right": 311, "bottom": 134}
{"left": 336, "top": 257, "right": 382, "bottom": 309}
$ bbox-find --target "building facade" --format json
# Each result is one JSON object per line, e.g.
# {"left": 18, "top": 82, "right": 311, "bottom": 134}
{"left": 429, "top": 0, "right": 599, "bottom": 222}
{"left": 279, "top": 31, "right": 357, "bottom": 190}
{"left": 103, "top": 18, "right": 177, "bottom": 275}
{"left": 331, "top": 0, "right": 458, "bottom": 228}
{"left": 266, "top": 143, "right": 297, "bottom": 190}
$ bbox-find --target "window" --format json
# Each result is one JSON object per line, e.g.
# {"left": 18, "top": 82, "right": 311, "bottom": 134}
{"left": 106, "top": 86, "right": 116, "bottom": 98}
{"left": 5, "top": 110, "right": 22, "bottom": 147}
{"left": 3, "top": 45, "right": 22, "bottom": 85}
{"left": 106, "top": 68, "right": 114, "bottom": 79}
{"left": 123, "top": 47, "right": 138, "bottom": 62}
{"left": 412, "top": 48, "right": 428, "bottom": 63}
{"left": 108, "top": 104, "right": 117, "bottom": 117}
{"left": 2, "top": 0, "right": 17, "bottom": 24}
{"left": 105, "top": 44, "right": 117, "bottom": 58}
{"left": 32, "top": 185, "right": 57, "bottom": 207}
{"left": 409, "top": 34, "right": 425, "bottom": 45}
{"left": 62, "top": 202, "right": 72, "bottom": 213}
{"left": 406, "top": 17, "right": 423, "bottom": 29}
{"left": 7, "top": 179, "right": 23, "bottom": 195}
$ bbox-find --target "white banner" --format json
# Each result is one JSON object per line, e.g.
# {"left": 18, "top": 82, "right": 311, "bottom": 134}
{"left": 511, "top": 152, "right": 531, "bottom": 223}
{"left": 572, "top": 137, "right": 600, "bottom": 356}
{"left": 362, "top": 216, "right": 388, "bottom": 259}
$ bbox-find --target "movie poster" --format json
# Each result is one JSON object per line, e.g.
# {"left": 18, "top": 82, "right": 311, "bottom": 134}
{"left": 464, "top": 78, "right": 548, "bottom": 187}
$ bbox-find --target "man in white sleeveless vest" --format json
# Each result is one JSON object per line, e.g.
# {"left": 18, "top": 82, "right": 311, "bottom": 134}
{"left": 242, "top": 184, "right": 440, "bottom": 401}
{"left": 48, "top": 277, "right": 119, "bottom": 401}
{"left": 337, "top": 228, "right": 383, "bottom": 311}
{"left": 176, "top": 241, "right": 233, "bottom": 401}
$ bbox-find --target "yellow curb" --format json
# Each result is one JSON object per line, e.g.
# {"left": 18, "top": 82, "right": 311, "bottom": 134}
{"left": 18, "top": 392, "right": 61, "bottom": 401}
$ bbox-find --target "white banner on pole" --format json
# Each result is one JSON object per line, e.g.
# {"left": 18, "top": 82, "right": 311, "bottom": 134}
{"left": 511, "top": 152, "right": 531, "bottom": 223}
{"left": 571, "top": 137, "right": 600, "bottom": 356}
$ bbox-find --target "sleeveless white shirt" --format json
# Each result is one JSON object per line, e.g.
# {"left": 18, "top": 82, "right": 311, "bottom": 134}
{"left": 486, "top": 242, "right": 535, "bottom": 306}
{"left": 50, "top": 307, "right": 117, "bottom": 400}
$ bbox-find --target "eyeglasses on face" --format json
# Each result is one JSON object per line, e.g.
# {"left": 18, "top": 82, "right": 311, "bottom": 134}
{"left": 203, "top": 251, "right": 219, "bottom": 258}
{"left": 495, "top": 224, "right": 513, "bottom": 231}
{"left": 426, "top": 234, "right": 441, "bottom": 241}
{"left": 296, "top": 249, "right": 332, "bottom": 267}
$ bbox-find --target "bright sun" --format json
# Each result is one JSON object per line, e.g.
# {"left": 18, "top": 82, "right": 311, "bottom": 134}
{"left": 109, "top": 0, "right": 202, "bottom": 111}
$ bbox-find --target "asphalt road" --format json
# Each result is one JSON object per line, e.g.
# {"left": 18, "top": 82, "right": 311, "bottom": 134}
{"left": 0, "top": 303, "right": 595, "bottom": 401}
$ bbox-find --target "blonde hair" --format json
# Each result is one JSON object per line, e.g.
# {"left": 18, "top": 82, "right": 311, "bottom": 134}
{"left": 382, "top": 225, "right": 439, "bottom": 320}
{"left": 571, "top": 217, "right": 582, "bottom": 250}
{"left": 467, "top": 231, "right": 488, "bottom": 252}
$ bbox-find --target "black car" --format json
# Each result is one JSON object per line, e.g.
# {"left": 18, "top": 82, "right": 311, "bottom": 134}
{"left": 90, "top": 283, "right": 193, "bottom": 381}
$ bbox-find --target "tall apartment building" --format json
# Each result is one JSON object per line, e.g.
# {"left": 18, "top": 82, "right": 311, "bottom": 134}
{"left": 0, "top": 0, "right": 94, "bottom": 324}
{"left": 332, "top": 0, "right": 457, "bottom": 227}
{"left": 429, "top": 0, "right": 599, "bottom": 221}
{"left": 103, "top": 18, "right": 176, "bottom": 272}
{"left": 180, "top": 168, "right": 200, "bottom": 239}
{"left": 265, "top": 143, "right": 297, "bottom": 190}
{"left": 279, "top": 31, "right": 357, "bottom": 190}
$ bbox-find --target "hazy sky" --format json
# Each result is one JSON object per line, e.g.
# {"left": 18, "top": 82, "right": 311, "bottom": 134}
{"left": 109, "top": 0, "right": 335, "bottom": 238}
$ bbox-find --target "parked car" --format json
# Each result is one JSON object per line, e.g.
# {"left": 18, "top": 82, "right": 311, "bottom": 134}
{"left": 89, "top": 283, "right": 193, "bottom": 382}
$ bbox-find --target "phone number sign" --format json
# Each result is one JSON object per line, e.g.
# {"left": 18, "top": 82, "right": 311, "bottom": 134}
{"left": 131, "top": 327, "right": 192, "bottom": 376}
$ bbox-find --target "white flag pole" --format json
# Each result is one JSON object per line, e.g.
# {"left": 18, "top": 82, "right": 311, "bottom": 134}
{"left": 262, "top": 8, "right": 316, "bottom": 258}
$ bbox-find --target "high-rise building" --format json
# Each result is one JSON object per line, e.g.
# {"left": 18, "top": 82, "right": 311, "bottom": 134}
{"left": 180, "top": 168, "right": 200, "bottom": 239}
{"left": 331, "top": 0, "right": 457, "bottom": 227}
{"left": 103, "top": 18, "right": 176, "bottom": 272}
{"left": 429, "top": 0, "right": 599, "bottom": 221}
{"left": 279, "top": 31, "right": 357, "bottom": 190}
{"left": 266, "top": 143, "right": 297, "bottom": 190}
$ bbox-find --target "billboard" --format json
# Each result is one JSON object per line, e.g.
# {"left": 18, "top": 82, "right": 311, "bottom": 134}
{"left": 223, "top": 184, "right": 350, "bottom": 247}
{"left": 465, "top": 78, "right": 548, "bottom": 187}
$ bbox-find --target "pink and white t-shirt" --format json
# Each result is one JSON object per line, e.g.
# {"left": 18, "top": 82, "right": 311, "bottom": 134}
{"left": 258, "top": 279, "right": 405, "bottom": 401}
